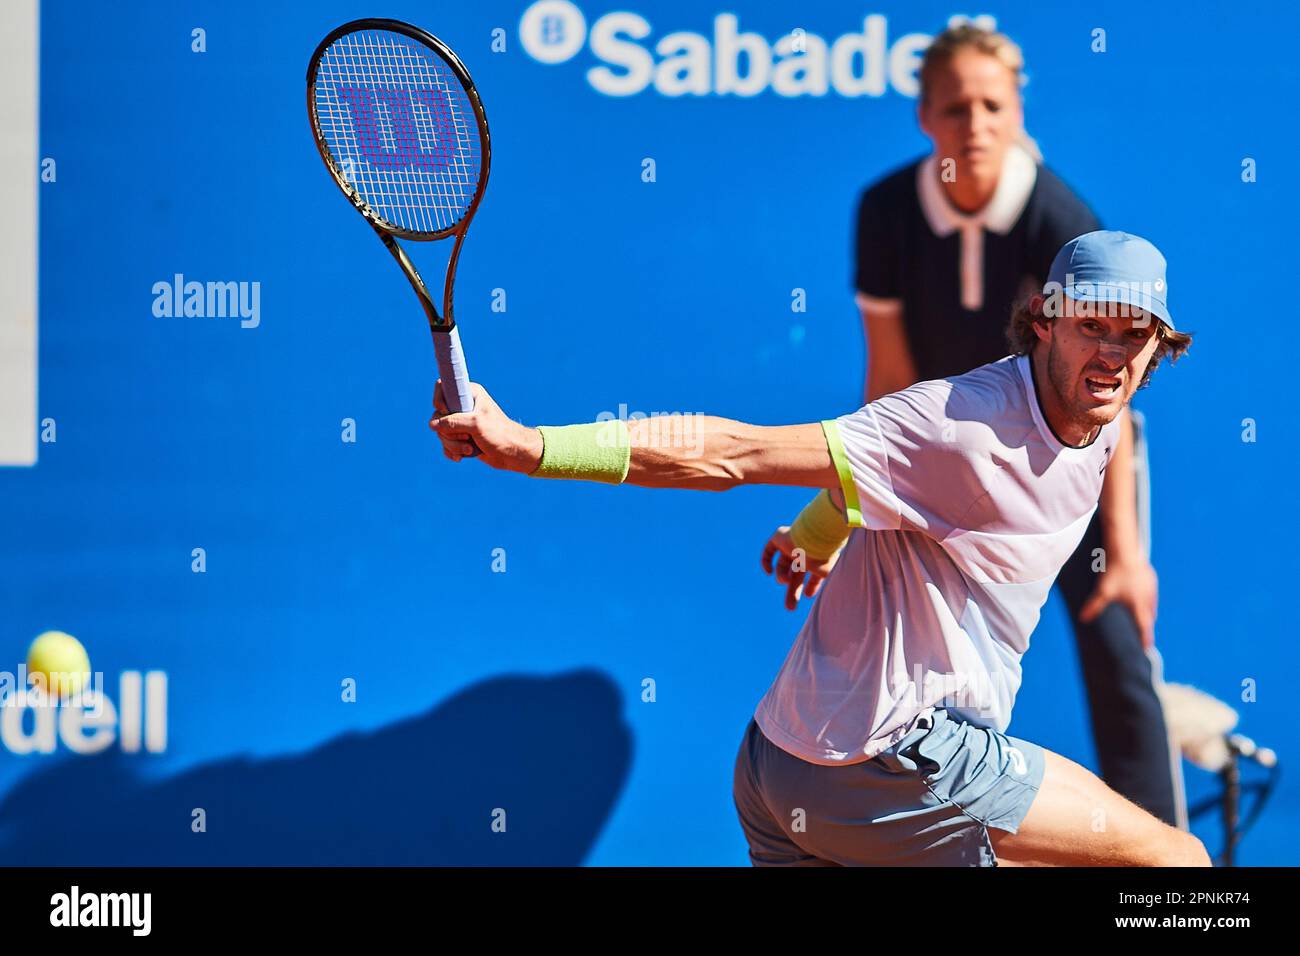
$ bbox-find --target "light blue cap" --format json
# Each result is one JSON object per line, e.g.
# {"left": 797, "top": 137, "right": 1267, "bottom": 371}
{"left": 1046, "top": 230, "right": 1174, "bottom": 330}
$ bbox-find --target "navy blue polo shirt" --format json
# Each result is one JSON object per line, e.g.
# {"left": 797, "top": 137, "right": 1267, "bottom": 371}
{"left": 854, "top": 146, "right": 1101, "bottom": 382}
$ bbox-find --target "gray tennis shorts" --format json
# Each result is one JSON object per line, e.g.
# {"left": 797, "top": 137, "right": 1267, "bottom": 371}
{"left": 732, "top": 709, "right": 1046, "bottom": 866}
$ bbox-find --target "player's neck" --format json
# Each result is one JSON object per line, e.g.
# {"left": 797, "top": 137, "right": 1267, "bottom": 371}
{"left": 1028, "top": 348, "right": 1101, "bottom": 448}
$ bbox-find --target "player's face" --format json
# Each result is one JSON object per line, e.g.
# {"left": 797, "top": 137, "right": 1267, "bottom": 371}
{"left": 919, "top": 50, "right": 1022, "bottom": 183}
{"left": 1045, "top": 298, "right": 1163, "bottom": 431}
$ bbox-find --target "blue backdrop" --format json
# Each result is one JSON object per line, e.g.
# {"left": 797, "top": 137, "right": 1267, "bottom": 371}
{"left": 1, "top": 0, "right": 1295, "bottom": 865}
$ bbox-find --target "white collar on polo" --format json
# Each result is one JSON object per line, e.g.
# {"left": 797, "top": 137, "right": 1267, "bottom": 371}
{"left": 916, "top": 143, "right": 1039, "bottom": 311}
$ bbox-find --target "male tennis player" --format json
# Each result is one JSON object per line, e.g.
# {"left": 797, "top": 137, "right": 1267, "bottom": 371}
{"left": 430, "top": 231, "right": 1206, "bottom": 866}
{"left": 772, "top": 22, "right": 1183, "bottom": 830}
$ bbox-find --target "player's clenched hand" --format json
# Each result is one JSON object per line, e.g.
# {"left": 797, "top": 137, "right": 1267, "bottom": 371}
{"left": 1079, "top": 558, "right": 1159, "bottom": 649}
{"left": 761, "top": 525, "right": 839, "bottom": 611}
{"left": 430, "top": 381, "right": 544, "bottom": 474}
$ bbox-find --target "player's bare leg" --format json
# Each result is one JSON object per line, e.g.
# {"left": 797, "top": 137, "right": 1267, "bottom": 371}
{"left": 990, "top": 749, "right": 1211, "bottom": 867}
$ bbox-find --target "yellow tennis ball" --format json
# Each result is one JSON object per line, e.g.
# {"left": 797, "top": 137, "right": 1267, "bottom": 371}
{"left": 26, "top": 630, "right": 92, "bottom": 700}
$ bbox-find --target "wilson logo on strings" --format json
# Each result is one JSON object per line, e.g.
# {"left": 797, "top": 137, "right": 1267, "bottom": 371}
{"left": 333, "top": 86, "right": 460, "bottom": 169}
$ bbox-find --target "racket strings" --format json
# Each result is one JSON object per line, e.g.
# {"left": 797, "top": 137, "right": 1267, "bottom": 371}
{"left": 313, "top": 29, "right": 482, "bottom": 235}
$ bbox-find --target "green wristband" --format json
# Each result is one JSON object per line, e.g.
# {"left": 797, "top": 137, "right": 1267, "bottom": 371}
{"left": 531, "top": 420, "right": 631, "bottom": 484}
{"left": 789, "top": 490, "right": 851, "bottom": 561}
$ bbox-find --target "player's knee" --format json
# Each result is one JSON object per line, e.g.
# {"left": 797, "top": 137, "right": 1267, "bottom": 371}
{"left": 1172, "top": 832, "right": 1212, "bottom": 867}
{"left": 1146, "top": 829, "right": 1211, "bottom": 867}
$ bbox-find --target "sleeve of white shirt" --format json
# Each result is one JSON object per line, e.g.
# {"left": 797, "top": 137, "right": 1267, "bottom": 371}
{"left": 824, "top": 380, "right": 988, "bottom": 540}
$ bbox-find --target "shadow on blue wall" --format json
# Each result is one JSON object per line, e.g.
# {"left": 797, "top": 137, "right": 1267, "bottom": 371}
{"left": 0, "top": 669, "right": 631, "bottom": 865}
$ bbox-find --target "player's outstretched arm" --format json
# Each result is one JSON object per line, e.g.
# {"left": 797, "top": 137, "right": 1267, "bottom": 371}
{"left": 431, "top": 382, "right": 840, "bottom": 491}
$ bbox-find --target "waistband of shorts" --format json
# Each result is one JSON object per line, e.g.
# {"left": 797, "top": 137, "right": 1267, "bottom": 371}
{"left": 750, "top": 706, "right": 941, "bottom": 766}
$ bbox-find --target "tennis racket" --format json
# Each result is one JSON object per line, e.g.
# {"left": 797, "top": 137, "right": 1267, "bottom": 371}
{"left": 307, "top": 18, "right": 490, "bottom": 422}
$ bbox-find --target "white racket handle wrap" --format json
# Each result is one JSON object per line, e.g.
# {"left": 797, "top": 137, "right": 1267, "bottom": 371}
{"left": 433, "top": 325, "right": 475, "bottom": 414}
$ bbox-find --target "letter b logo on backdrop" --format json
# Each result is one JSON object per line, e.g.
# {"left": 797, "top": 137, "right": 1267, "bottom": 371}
{"left": 520, "top": 0, "right": 588, "bottom": 64}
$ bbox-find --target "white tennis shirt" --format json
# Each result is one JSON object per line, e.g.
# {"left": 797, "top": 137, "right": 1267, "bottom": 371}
{"left": 754, "top": 354, "right": 1122, "bottom": 765}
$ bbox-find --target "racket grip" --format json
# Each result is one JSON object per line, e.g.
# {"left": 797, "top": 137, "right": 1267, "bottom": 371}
{"left": 432, "top": 326, "right": 475, "bottom": 414}
{"left": 432, "top": 325, "right": 481, "bottom": 459}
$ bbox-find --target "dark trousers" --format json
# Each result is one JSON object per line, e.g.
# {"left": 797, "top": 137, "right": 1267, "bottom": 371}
{"left": 1054, "top": 508, "right": 1180, "bottom": 826}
